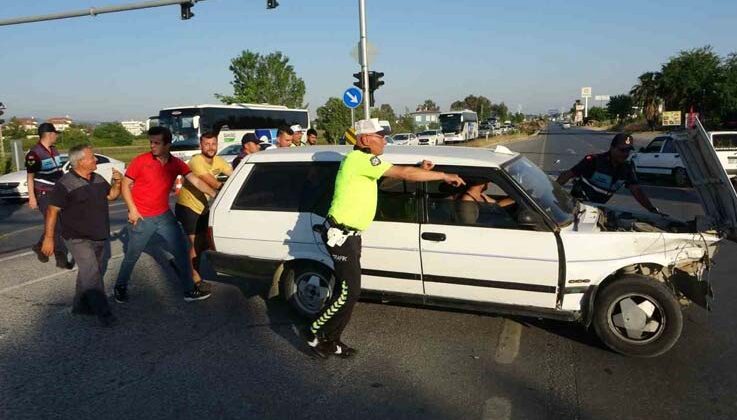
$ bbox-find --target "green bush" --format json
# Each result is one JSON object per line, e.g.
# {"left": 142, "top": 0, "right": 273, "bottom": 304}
{"left": 93, "top": 122, "right": 134, "bottom": 146}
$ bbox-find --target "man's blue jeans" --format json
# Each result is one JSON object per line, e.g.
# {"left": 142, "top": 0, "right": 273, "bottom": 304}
{"left": 114, "top": 211, "right": 194, "bottom": 293}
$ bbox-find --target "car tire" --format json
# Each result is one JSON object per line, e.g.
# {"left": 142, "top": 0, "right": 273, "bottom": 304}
{"left": 673, "top": 167, "right": 690, "bottom": 187}
{"left": 593, "top": 275, "right": 682, "bottom": 358}
{"left": 280, "top": 261, "right": 334, "bottom": 319}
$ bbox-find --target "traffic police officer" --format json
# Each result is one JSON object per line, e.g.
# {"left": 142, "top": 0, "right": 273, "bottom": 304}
{"left": 306, "top": 118, "right": 465, "bottom": 359}
{"left": 556, "top": 133, "right": 659, "bottom": 213}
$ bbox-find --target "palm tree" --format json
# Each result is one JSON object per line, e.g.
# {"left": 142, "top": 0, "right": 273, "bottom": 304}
{"left": 630, "top": 72, "right": 662, "bottom": 131}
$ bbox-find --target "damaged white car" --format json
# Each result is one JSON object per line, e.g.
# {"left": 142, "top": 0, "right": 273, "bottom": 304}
{"left": 207, "top": 120, "right": 737, "bottom": 358}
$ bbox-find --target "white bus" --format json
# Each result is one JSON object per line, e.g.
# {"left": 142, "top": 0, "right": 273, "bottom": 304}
{"left": 157, "top": 103, "right": 309, "bottom": 160}
{"left": 439, "top": 110, "right": 479, "bottom": 143}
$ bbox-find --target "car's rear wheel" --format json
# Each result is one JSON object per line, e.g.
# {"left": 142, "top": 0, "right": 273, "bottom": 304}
{"left": 280, "top": 262, "right": 334, "bottom": 318}
{"left": 593, "top": 275, "right": 682, "bottom": 357}
{"left": 673, "top": 167, "right": 690, "bottom": 187}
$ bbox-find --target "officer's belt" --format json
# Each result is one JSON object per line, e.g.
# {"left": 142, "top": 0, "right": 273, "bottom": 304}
{"left": 325, "top": 216, "right": 361, "bottom": 236}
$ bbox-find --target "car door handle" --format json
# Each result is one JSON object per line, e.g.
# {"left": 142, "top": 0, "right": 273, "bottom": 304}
{"left": 422, "top": 232, "right": 446, "bottom": 242}
{"left": 674, "top": 154, "right": 679, "bottom": 158}
{"left": 654, "top": 154, "right": 659, "bottom": 158}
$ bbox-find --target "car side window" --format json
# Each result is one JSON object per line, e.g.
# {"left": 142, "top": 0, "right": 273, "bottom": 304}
{"left": 375, "top": 178, "right": 418, "bottom": 223}
{"left": 231, "top": 163, "right": 339, "bottom": 215}
{"left": 94, "top": 154, "right": 110, "bottom": 164}
{"left": 644, "top": 138, "right": 665, "bottom": 153}
{"left": 425, "top": 168, "right": 532, "bottom": 230}
{"left": 661, "top": 138, "right": 676, "bottom": 153}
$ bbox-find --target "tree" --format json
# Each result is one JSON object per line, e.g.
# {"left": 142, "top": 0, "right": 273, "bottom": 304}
{"left": 93, "top": 122, "right": 134, "bottom": 146}
{"left": 630, "top": 71, "right": 662, "bottom": 130}
{"left": 489, "top": 102, "right": 509, "bottom": 122}
{"left": 510, "top": 112, "right": 525, "bottom": 124}
{"left": 3, "top": 117, "right": 28, "bottom": 139}
{"left": 607, "top": 95, "right": 634, "bottom": 121}
{"left": 372, "top": 104, "right": 397, "bottom": 123}
{"left": 659, "top": 46, "right": 721, "bottom": 117}
{"left": 449, "top": 95, "right": 493, "bottom": 121}
{"left": 58, "top": 127, "right": 89, "bottom": 148}
{"left": 316, "top": 97, "right": 351, "bottom": 144}
{"left": 394, "top": 114, "right": 416, "bottom": 133}
{"left": 428, "top": 121, "right": 440, "bottom": 130}
{"left": 587, "top": 106, "right": 610, "bottom": 122}
{"left": 717, "top": 53, "right": 737, "bottom": 124}
{"left": 417, "top": 99, "right": 439, "bottom": 112}
{"left": 215, "top": 50, "right": 306, "bottom": 108}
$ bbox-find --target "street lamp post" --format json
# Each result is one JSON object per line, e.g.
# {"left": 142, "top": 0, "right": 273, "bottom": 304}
{"left": 358, "top": 0, "right": 371, "bottom": 120}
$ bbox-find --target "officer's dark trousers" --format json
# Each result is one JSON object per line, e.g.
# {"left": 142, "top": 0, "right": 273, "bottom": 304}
{"left": 65, "top": 238, "right": 111, "bottom": 317}
{"left": 35, "top": 190, "right": 68, "bottom": 258}
{"left": 311, "top": 235, "right": 362, "bottom": 342}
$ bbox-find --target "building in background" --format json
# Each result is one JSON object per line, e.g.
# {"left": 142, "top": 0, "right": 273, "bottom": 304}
{"left": 121, "top": 120, "right": 145, "bottom": 136}
{"left": 17, "top": 117, "right": 38, "bottom": 132}
{"left": 46, "top": 116, "right": 72, "bottom": 131}
{"left": 409, "top": 110, "right": 440, "bottom": 130}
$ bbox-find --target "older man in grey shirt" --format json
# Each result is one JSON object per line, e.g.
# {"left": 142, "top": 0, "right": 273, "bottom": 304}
{"left": 41, "top": 144, "right": 122, "bottom": 327}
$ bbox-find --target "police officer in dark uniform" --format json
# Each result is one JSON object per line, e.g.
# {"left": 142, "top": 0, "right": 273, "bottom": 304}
{"left": 556, "top": 133, "right": 659, "bottom": 213}
{"left": 305, "top": 118, "right": 465, "bottom": 359}
{"left": 27, "top": 123, "right": 74, "bottom": 268}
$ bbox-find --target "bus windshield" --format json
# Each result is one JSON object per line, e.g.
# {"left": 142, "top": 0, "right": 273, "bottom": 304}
{"left": 439, "top": 114, "right": 462, "bottom": 134}
{"left": 159, "top": 108, "right": 200, "bottom": 151}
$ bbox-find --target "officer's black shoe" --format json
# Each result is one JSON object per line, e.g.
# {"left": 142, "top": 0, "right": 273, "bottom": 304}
{"left": 31, "top": 244, "right": 49, "bottom": 263}
{"left": 113, "top": 286, "right": 129, "bottom": 304}
{"left": 333, "top": 341, "right": 357, "bottom": 359}
{"left": 305, "top": 330, "right": 334, "bottom": 359}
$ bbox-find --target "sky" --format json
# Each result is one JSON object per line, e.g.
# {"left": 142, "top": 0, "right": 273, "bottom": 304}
{"left": 1, "top": 0, "right": 736, "bottom": 122}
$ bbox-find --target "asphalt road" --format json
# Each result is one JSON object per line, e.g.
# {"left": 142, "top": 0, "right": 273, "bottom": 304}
{"left": 1, "top": 126, "right": 736, "bottom": 419}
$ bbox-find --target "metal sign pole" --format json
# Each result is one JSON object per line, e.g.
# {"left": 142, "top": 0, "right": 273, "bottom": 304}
{"left": 358, "top": 0, "right": 370, "bottom": 120}
{"left": 351, "top": 108, "right": 355, "bottom": 127}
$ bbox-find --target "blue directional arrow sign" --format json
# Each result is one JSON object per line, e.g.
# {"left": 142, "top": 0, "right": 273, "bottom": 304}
{"left": 342, "top": 87, "right": 363, "bottom": 109}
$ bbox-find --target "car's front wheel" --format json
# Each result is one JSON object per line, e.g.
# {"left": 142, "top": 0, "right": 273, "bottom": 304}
{"left": 593, "top": 275, "right": 683, "bottom": 357}
{"left": 280, "top": 262, "right": 334, "bottom": 318}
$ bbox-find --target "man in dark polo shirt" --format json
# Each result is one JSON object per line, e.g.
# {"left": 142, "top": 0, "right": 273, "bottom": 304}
{"left": 114, "top": 126, "right": 217, "bottom": 304}
{"left": 41, "top": 144, "right": 122, "bottom": 326}
{"left": 26, "top": 123, "right": 73, "bottom": 269}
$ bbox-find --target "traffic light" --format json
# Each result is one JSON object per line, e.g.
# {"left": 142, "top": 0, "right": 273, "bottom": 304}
{"left": 267, "top": 0, "right": 279, "bottom": 9}
{"left": 180, "top": 1, "right": 194, "bottom": 20}
{"left": 367, "top": 71, "right": 384, "bottom": 107}
{"left": 352, "top": 72, "right": 364, "bottom": 90}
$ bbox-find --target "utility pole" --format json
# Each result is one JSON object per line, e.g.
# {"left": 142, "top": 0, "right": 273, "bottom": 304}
{"left": 0, "top": 102, "right": 5, "bottom": 160}
{"left": 358, "top": 0, "right": 371, "bottom": 120}
{"left": 0, "top": 0, "right": 203, "bottom": 26}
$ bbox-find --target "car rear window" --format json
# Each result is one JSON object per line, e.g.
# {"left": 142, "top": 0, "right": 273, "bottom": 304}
{"left": 231, "top": 162, "right": 339, "bottom": 215}
{"left": 712, "top": 134, "right": 737, "bottom": 151}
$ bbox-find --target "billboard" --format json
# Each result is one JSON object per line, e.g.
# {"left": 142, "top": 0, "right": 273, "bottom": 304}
{"left": 581, "top": 87, "right": 592, "bottom": 98}
{"left": 662, "top": 111, "right": 682, "bottom": 126}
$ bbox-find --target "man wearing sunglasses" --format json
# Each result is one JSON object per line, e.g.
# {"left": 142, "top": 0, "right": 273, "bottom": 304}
{"left": 556, "top": 133, "right": 659, "bottom": 213}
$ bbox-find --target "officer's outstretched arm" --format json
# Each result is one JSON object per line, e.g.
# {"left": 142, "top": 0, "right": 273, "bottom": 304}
{"left": 384, "top": 165, "right": 465, "bottom": 186}
{"left": 556, "top": 170, "right": 575, "bottom": 186}
{"left": 629, "top": 184, "right": 658, "bottom": 213}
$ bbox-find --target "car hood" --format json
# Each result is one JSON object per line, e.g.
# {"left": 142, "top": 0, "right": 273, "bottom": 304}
{"left": 673, "top": 118, "right": 737, "bottom": 241}
{"left": 0, "top": 170, "right": 28, "bottom": 182}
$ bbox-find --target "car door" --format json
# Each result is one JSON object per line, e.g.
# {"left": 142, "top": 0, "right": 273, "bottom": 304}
{"left": 659, "top": 137, "right": 682, "bottom": 170}
{"left": 633, "top": 137, "right": 666, "bottom": 174}
{"left": 355, "top": 178, "right": 424, "bottom": 295}
{"left": 419, "top": 167, "right": 560, "bottom": 308}
{"left": 93, "top": 154, "right": 114, "bottom": 182}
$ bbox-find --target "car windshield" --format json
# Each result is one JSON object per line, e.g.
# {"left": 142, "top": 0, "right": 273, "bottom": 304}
{"left": 419, "top": 131, "right": 435, "bottom": 136}
{"left": 394, "top": 134, "right": 409, "bottom": 140}
{"left": 218, "top": 144, "right": 241, "bottom": 155}
{"left": 712, "top": 133, "right": 737, "bottom": 151}
{"left": 503, "top": 157, "right": 576, "bottom": 226}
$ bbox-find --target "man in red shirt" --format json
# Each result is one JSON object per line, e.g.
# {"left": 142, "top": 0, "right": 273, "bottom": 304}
{"left": 113, "top": 127, "right": 217, "bottom": 303}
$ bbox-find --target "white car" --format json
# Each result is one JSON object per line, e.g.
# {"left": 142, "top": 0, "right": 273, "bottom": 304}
{"left": 631, "top": 135, "right": 690, "bottom": 187}
{"left": 710, "top": 131, "right": 737, "bottom": 176}
{"left": 0, "top": 153, "right": 124, "bottom": 201}
{"left": 417, "top": 129, "right": 445, "bottom": 146}
{"left": 206, "top": 125, "right": 736, "bottom": 357}
{"left": 391, "top": 133, "right": 418, "bottom": 146}
{"left": 217, "top": 144, "right": 243, "bottom": 165}
{"left": 562, "top": 122, "right": 571, "bottom": 129}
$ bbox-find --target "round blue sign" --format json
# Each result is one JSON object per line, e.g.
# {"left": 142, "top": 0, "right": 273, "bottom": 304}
{"left": 343, "top": 87, "right": 363, "bottom": 109}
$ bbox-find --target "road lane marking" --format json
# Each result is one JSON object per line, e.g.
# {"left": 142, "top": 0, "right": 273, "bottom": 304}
{"left": 0, "top": 253, "right": 124, "bottom": 295}
{"left": 494, "top": 319, "right": 522, "bottom": 364}
{"left": 483, "top": 396, "right": 512, "bottom": 420}
{"left": 0, "top": 251, "right": 33, "bottom": 263}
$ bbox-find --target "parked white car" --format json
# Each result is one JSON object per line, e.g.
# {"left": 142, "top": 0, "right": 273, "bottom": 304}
{"left": 206, "top": 124, "right": 736, "bottom": 358}
{"left": 710, "top": 131, "right": 737, "bottom": 176}
{"left": 631, "top": 135, "right": 690, "bottom": 187}
{"left": 417, "top": 129, "right": 445, "bottom": 146}
{"left": 0, "top": 153, "right": 124, "bottom": 201}
{"left": 391, "top": 133, "right": 418, "bottom": 146}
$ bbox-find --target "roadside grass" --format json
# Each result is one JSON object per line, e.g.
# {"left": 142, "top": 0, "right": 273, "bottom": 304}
{"left": 464, "top": 132, "right": 534, "bottom": 148}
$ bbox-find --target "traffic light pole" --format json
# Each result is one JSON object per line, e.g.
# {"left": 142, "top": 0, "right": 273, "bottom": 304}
{"left": 358, "top": 0, "right": 371, "bottom": 120}
{"left": 0, "top": 0, "right": 203, "bottom": 26}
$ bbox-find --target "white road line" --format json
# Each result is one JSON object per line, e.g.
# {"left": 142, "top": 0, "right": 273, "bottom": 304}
{"left": 0, "top": 251, "right": 33, "bottom": 263}
{"left": 494, "top": 319, "right": 522, "bottom": 364}
{"left": 483, "top": 396, "right": 512, "bottom": 420}
{"left": 0, "top": 253, "right": 124, "bottom": 295}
